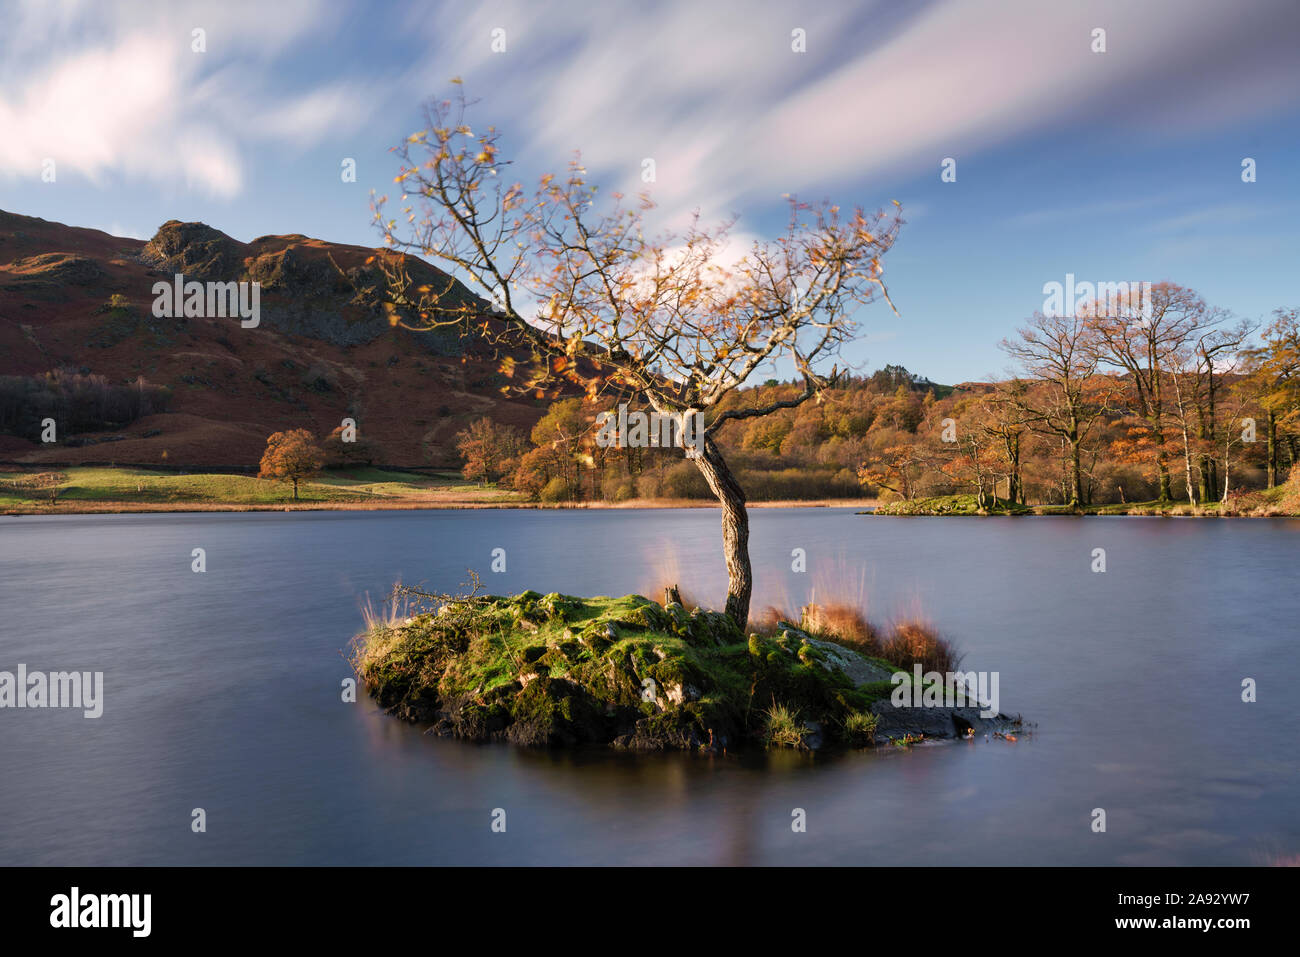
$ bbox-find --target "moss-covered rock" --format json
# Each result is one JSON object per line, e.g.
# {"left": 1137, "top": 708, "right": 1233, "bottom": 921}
{"left": 352, "top": 591, "right": 1019, "bottom": 752}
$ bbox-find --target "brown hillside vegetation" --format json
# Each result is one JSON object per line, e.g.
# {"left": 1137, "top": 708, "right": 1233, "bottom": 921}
{"left": 0, "top": 209, "right": 555, "bottom": 468}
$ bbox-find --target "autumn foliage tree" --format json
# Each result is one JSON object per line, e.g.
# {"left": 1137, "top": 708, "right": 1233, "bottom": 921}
{"left": 454, "top": 417, "right": 525, "bottom": 485}
{"left": 259, "top": 429, "right": 324, "bottom": 500}
{"left": 323, "top": 424, "right": 376, "bottom": 467}
{"left": 1244, "top": 308, "right": 1300, "bottom": 486}
{"left": 373, "top": 84, "right": 903, "bottom": 626}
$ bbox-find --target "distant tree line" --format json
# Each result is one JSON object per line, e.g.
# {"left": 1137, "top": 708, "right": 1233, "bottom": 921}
{"left": 457, "top": 283, "right": 1298, "bottom": 507}
{"left": 0, "top": 369, "right": 170, "bottom": 442}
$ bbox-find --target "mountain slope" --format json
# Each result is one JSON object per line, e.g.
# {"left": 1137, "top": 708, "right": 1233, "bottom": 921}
{"left": 0, "top": 210, "right": 548, "bottom": 468}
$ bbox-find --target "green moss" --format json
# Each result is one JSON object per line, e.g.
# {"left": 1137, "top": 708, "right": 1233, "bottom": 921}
{"left": 873, "top": 494, "right": 1032, "bottom": 516}
{"left": 857, "top": 679, "right": 901, "bottom": 703}
{"left": 352, "top": 590, "right": 907, "bottom": 752}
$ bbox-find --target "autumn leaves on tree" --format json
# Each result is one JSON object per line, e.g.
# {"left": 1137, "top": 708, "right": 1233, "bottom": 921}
{"left": 995, "top": 284, "right": 1269, "bottom": 508}
{"left": 259, "top": 429, "right": 324, "bottom": 501}
{"left": 372, "top": 84, "right": 903, "bottom": 627}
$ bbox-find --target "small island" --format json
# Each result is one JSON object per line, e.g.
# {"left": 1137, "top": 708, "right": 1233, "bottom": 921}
{"left": 351, "top": 587, "right": 1020, "bottom": 751}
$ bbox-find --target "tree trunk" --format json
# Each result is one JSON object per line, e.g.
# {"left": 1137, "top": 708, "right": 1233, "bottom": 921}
{"left": 1152, "top": 376, "right": 1171, "bottom": 502}
{"left": 1200, "top": 455, "right": 1217, "bottom": 503}
{"left": 1067, "top": 425, "right": 1083, "bottom": 509}
{"left": 1156, "top": 453, "right": 1171, "bottom": 501}
{"left": 690, "top": 437, "right": 752, "bottom": 629}
{"left": 1266, "top": 410, "right": 1277, "bottom": 488}
{"left": 292, "top": 477, "right": 299, "bottom": 501}
{"left": 1180, "top": 424, "right": 1197, "bottom": 505}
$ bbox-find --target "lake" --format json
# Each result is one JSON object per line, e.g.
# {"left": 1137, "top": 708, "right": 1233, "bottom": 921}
{"left": 1, "top": 507, "right": 1296, "bottom": 865}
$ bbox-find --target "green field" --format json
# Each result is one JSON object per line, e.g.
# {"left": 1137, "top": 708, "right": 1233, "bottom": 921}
{"left": 0, "top": 466, "right": 526, "bottom": 511}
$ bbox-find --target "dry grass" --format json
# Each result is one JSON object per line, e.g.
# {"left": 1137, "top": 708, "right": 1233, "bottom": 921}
{"left": 879, "top": 621, "right": 964, "bottom": 674}
{"left": 358, "top": 589, "right": 410, "bottom": 633}
{"left": 801, "top": 601, "right": 881, "bottom": 652}
{"left": 753, "top": 597, "right": 961, "bottom": 674}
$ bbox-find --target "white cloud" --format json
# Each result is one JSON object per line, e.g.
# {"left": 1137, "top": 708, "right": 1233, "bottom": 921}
{"left": 90, "top": 222, "right": 147, "bottom": 240}
{"left": 0, "top": 0, "right": 358, "bottom": 196}
{"left": 3, "top": 0, "right": 1297, "bottom": 214}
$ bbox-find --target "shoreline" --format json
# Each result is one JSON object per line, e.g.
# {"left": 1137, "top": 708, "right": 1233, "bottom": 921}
{"left": 1, "top": 497, "right": 877, "bottom": 517}
{"left": 6, "top": 498, "right": 1296, "bottom": 518}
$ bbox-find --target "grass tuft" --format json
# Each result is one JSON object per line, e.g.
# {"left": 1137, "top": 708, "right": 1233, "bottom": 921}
{"left": 763, "top": 703, "right": 808, "bottom": 749}
{"left": 844, "top": 709, "right": 879, "bottom": 746}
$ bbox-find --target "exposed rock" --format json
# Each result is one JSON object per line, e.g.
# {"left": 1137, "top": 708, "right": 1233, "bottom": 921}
{"left": 140, "top": 221, "right": 243, "bottom": 281}
{"left": 870, "top": 702, "right": 1021, "bottom": 742}
{"left": 803, "top": 637, "right": 896, "bottom": 684}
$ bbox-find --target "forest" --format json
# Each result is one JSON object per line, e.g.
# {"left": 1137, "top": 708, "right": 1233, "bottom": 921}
{"left": 456, "top": 283, "right": 1299, "bottom": 510}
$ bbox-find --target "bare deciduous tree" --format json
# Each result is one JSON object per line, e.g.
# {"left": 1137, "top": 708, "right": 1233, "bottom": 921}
{"left": 1088, "top": 283, "right": 1204, "bottom": 501}
{"left": 371, "top": 86, "right": 903, "bottom": 626}
{"left": 1000, "top": 312, "right": 1113, "bottom": 508}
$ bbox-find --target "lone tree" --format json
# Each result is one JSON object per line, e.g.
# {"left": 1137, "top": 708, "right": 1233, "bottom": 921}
{"left": 259, "top": 429, "right": 324, "bottom": 501}
{"left": 372, "top": 85, "right": 902, "bottom": 626}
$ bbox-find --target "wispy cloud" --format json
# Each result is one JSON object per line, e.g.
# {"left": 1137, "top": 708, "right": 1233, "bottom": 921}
{"left": 402, "top": 0, "right": 1300, "bottom": 224}
{"left": 1143, "top": 204, "right": 1276, "bottom": 234}
{"left": 0, "top": 0, "right": 364, "bottom": 196}
{"left": 3, "top": 0, "right": 1298, "bottom": 220}
{"left": 1006, "top": 196, "right": 1177, "bottom": 229}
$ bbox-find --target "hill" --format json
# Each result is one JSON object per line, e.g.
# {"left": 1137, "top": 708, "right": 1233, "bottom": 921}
{"left": 0, "top": 210, "right": 551, "bottom": 469}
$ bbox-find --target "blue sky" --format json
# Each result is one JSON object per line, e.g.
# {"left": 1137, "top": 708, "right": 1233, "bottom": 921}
{"left": 2, "top": 0, "right": 1298, "bottom": 384}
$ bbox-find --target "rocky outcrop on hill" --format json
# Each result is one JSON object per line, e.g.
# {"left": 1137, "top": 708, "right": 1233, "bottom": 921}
{"left": 0, "top": 210, "right": 551, "bottom": 467}
{"left": 137, "top": 219, "right": 481, "bottom": 350}
{"left": 140, "top": 221, "right": 244, "bottom": 281}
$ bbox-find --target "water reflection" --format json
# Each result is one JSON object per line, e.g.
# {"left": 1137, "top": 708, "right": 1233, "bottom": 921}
{"left": 0, "top": 509, "right": 1297, "bottom": 864}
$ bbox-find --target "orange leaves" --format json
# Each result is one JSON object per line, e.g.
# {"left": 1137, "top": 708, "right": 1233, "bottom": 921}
{"left": 375, "top": 88, "right": 906, "bottom": 431}
{"left": 258, "top": 428, "right": 325, "bottom": 488}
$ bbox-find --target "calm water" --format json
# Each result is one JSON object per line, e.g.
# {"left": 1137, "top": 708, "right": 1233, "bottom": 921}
{"left": 1, "top": 507, "right": 1297, "bottom": 865}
